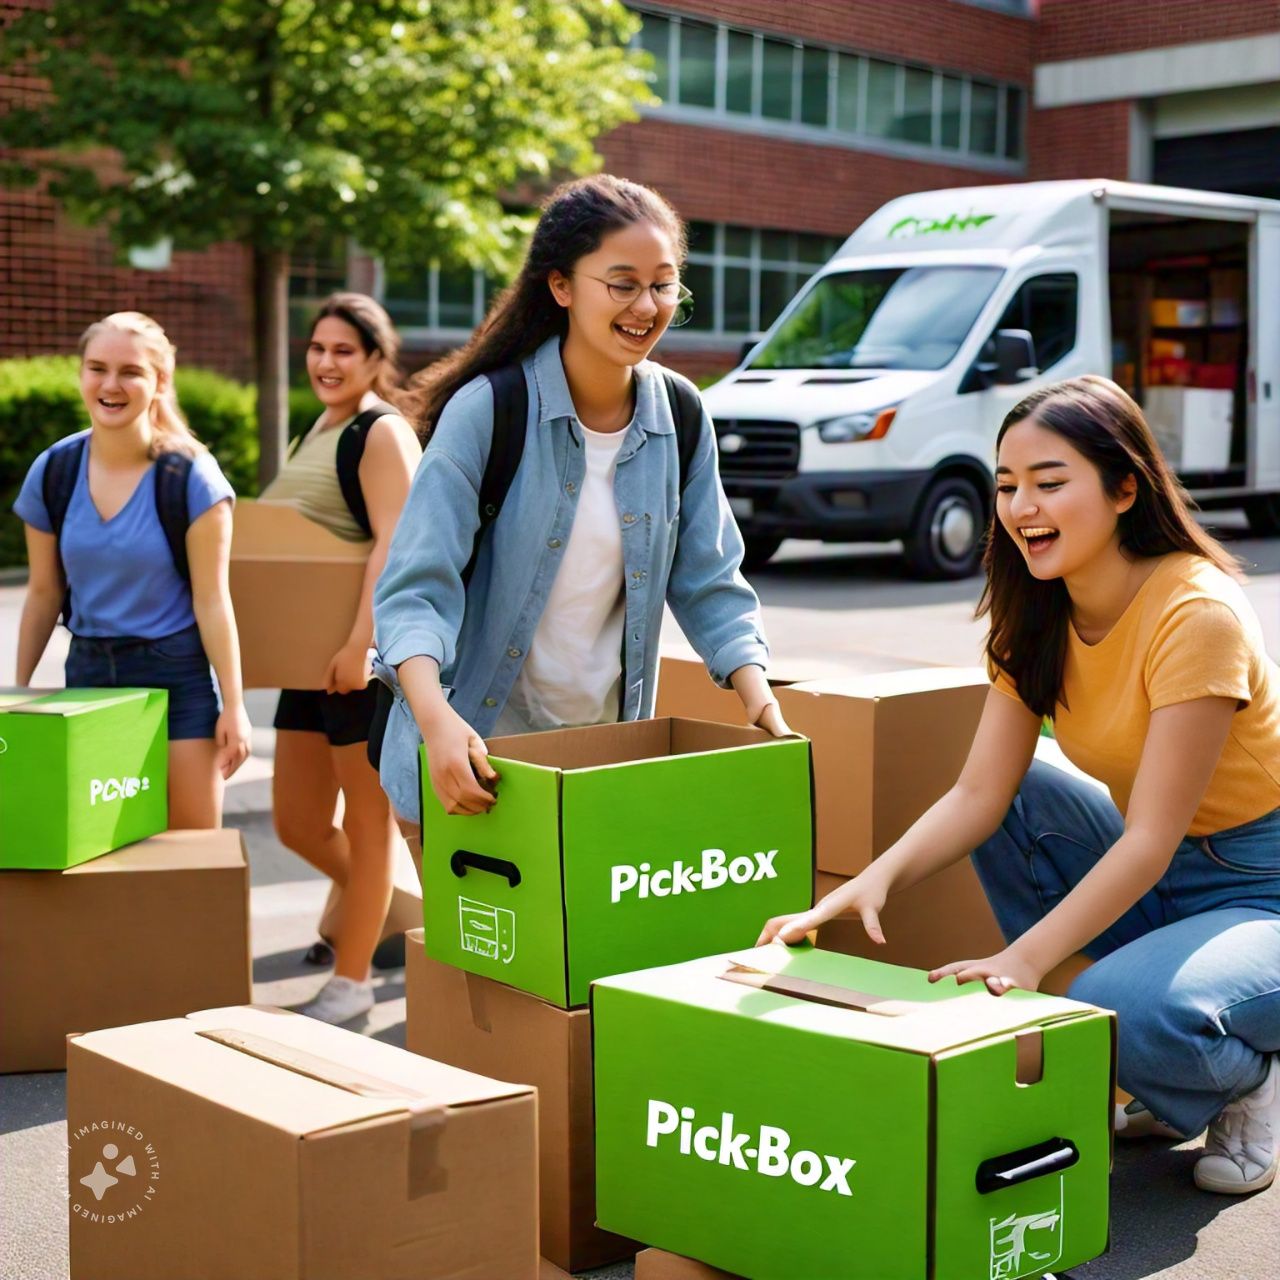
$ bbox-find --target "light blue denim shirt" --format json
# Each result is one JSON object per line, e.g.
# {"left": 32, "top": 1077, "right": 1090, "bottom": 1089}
{"left": 372, "top": 335, "right": 769, "bottom": 820}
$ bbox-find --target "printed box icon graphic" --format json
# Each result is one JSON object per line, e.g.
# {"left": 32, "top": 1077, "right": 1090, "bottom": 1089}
{"left": 593, "top": 945, "right": 1113, "bottom": 1280}
{"left": 990, "top": 1177, "right": 1064, "bottom": 1280}
{"left": 0, "top": 688, "right": 168, "bottom": 869}
{"left": 458, "top": 897, "right": 517, "bottom": 964}
{"left": 421, "top": 718, "right": 814, "bottom": 1007}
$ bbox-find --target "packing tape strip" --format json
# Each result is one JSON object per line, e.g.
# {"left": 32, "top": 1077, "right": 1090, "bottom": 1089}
{"left": 197, "top": 1028, "right": 450, "bottom": 1199}
{"left": 719, "top": 964, "right": 924, "bottom": 1017}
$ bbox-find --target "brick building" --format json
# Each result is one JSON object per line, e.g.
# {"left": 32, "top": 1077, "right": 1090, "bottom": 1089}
{"left": 3, "top": 0, "right": 1279, "bottom": 381}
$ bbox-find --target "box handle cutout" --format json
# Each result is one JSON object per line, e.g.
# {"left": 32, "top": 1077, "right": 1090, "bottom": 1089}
{"left": 720, "top": 965, "right": 921, "bottom": 1016}
{"left": 975, "top": 1138, "right": 1078, "bottom": 1194}
{"left": 450, "top": 849, "right": 521, "bottom": 888}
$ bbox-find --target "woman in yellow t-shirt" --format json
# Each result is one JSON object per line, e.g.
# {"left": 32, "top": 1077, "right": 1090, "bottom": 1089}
{"left": 761, "top": 376, "right": 1280, "bottom": 1196}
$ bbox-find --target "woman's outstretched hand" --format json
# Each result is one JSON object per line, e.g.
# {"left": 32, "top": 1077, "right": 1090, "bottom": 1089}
{"left": 928, "top": 949, "right": 1044, "bottom": 996}
{"left": 756, "top": 870, "right": 888, "bottom": 948}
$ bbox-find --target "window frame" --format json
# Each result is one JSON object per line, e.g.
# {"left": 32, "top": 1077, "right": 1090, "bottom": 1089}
{"left": 630, "top": 5, "right": 1027, "bottom": 170}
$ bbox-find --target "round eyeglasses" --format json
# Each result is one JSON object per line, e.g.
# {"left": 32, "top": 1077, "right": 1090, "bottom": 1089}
{"left": 578, "top": 274, "right": 695, "bottom": 328}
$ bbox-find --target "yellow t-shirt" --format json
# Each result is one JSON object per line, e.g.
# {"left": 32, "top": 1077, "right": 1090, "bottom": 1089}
{"left": 258, "top": 416, "right": 369, "bottom": 543}
{"left": 994, "top": 552, "right": 1280, "bottom": 835}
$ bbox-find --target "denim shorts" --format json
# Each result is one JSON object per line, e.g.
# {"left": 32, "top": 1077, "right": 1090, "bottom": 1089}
{"left": 66, "top": 624, "right": 221, "bottom": 740}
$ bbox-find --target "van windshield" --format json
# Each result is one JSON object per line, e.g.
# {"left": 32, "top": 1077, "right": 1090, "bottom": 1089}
{"left": 748, "top": 265, "right": 1002, "bottom": 371}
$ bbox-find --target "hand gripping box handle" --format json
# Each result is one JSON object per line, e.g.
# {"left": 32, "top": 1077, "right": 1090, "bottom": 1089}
{"left": 451, "top": 848, "right": 522, "bottom": 888}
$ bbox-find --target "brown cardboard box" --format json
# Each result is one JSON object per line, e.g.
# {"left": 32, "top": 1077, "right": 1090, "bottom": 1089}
{"left": 814, "top": 866, "right": 1004, "bottom": 971}
{"left": 0, "top": 830, "right": 252, "bottom": 1073}
{"left": 654, "top": 651, "right": 920, "bottom": 725}
{"left": 406, "top": 930, "right": 637, "bottom": 1274}
{"left": 776, "top": 668, "right": 988, "bottom": 876}
{"left": 67, "top": 1004, "right": 538, "bottom": 1280}
{"left": 230, "top": 501, "right": 370, "bottom": 689}
{"left": 636, "top": 1248, "right": 741, "bottom": 1279}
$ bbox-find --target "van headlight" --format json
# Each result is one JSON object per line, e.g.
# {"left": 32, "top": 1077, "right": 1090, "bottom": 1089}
{"left": 816, "top": 407, "right": 897, "bottom": 443}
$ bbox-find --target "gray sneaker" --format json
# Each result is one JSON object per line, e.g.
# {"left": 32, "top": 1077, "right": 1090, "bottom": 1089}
{"left": 293, "top": 975, "right": 375, "bottom": 1025}
{"left": 1114, "top": 1099, "right": 1185, "bottom": 1141}
{"left": 1195, "top": 1056, "right": 1280, "bottom": 1195}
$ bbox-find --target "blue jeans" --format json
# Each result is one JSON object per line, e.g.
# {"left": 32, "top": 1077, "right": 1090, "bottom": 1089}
{"left": 971, "top": 760, "right": 1280, "bottom": 1137}
{"left": 66, "top": 624, "right": 221, "bottom": 740}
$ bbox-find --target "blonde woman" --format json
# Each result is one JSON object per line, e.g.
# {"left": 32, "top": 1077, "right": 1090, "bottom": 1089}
{"left": 13, "top": 311, "right": 251, "bottom": 826}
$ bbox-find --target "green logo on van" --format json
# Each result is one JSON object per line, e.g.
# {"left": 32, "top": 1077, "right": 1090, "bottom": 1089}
{"left": 888, "top": 210, "right": 996, "bottom": 239}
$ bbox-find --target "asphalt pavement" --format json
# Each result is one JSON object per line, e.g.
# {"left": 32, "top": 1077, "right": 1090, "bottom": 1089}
{"left": 2, "top": 525, "right": 1277, "bottom": 1279}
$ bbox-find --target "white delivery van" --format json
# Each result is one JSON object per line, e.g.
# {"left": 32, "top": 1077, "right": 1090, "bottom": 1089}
{"left": 702, "top": 180, "right": 1280, "bottom": 577}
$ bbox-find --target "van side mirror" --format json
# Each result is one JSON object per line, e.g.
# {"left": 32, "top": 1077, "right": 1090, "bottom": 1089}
{"left": 990, "top": 330, "right": 1038, "bottom": 384}
{"left": 961, "top": 329, "right": 1038, "bottom": 394}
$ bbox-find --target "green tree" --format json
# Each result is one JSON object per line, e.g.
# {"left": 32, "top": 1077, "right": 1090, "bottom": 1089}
{"left": 1, "top": 0, "right": 651, "bottom": 483}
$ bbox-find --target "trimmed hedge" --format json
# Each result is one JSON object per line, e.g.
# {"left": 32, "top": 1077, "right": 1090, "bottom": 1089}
{"left": 0, "top": 356, "right": 276, "bottom": 568}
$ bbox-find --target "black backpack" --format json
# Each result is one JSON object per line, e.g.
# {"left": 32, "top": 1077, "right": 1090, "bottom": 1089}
{"left": 460, "top": 363, "right": 703, "bottom": 585}
{"left": 333, "top": 401, "right": 400, "bottom": 537}
{"left": 42, "top": 435, "right": 193, "bottom": 625}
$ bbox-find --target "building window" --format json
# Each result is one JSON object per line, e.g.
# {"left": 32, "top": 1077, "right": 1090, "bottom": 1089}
{"left": 630, "top": 7, "right": 1026, "bottom": 165}
{"left": 288, "top": 242, "right": 348, "bottom": 336}
{"left": 382, "top": 262, "right": 493, "bottom": 333}
{"left": 683, "top": 221, "right": 843, "bottom": 337}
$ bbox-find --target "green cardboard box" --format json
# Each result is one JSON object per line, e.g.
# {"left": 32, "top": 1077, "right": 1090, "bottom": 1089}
{"left": 421, "top": 718, "right": 814, "bottom": 1008}
{"left": 594, "top": 944, "right": 1115, "bottom": 1280}
{"left": 0, "top": 688, "right": 168, "bottom": 869}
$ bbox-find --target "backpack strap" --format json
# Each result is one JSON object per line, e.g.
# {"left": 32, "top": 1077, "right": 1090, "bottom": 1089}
{"left": 152, "top": 452, "right": 194, "bottom": 584}
{"left": 41, "top": 435, "right": 87, "bottom": 624}
{"left": 461, "top": 365, "right": 528, "bottom": 587}
{"left": 335, "top": 401, "right": 399, "bottom": 537}
{"left": 659, "top": 369, "right": 703, "bottom": 493}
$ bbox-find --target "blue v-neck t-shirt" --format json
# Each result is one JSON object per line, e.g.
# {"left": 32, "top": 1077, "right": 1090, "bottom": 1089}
{"left": 14, "top": 431, "right": 235, "bottom": 638}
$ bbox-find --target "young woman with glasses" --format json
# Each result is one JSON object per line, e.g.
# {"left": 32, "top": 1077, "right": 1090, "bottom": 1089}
{"left": 372, "top": 173, "right": 789, "bottom": 836}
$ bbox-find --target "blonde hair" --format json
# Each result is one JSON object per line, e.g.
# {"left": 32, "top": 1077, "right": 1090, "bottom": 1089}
{"left": 77, "top": 311, "right": 205, "bottom": 457}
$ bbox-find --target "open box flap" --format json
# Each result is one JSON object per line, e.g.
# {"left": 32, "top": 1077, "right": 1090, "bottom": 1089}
{"left": 785, "top": 667, "right": 988, "bottom": 701}
{"left": 231, "top": 500, "right": 371, "bottom": 559}
{"left": 70, "top": 1005, "right": 531, "bottom": 1138}
{"left": 594, "top": 946, "right": 1098, "bottom": 1055}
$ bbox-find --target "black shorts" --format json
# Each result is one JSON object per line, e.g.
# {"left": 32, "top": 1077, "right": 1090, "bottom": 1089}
{"left": 274, "top": 683, "right": 380, "bottom": 747}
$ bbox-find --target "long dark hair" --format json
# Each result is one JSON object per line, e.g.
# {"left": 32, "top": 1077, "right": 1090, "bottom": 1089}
{"left": 977, "top": 375, "right": 1240, "bottom": 718}
{"left": 310, "top": 291, "right": 408, "bottom": 417}
{"left": 402, "top": 174, "right": 687, "bottom": 434}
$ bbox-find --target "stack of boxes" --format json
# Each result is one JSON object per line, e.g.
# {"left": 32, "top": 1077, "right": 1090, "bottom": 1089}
{"left": 406, "top": 710, "right": 817, "bottom": 1273}
{"left": 581, "top": 655, "right": 1112, "bottom": 1279}
{"left": 0, "top": 688, "right": 252, "bottom": 1073}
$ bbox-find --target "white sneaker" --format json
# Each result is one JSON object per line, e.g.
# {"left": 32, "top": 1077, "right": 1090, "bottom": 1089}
{"left": 293, "top": 975, "right": 375, "bottom": 1025}
{"left": 1194, "top": 1056, "right": 1280, "bottom": 1195}
{"left": 1114, "top": 1099, "right": 1185, "bottom": 1141}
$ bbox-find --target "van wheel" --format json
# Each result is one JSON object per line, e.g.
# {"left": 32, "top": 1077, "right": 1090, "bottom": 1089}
{"left": 741, "top": 535, "right": 783, "bottom": 571}
{"left": 1245, "top": 495, "right": 1280, "bottom": 536}
{"left": 903, "top": 478, "right": 986, "bottom": 579}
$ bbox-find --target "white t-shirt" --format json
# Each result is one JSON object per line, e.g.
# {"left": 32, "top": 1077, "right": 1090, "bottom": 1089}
{"left": 494, "top": 423, "right": 628, "bottom": 735}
